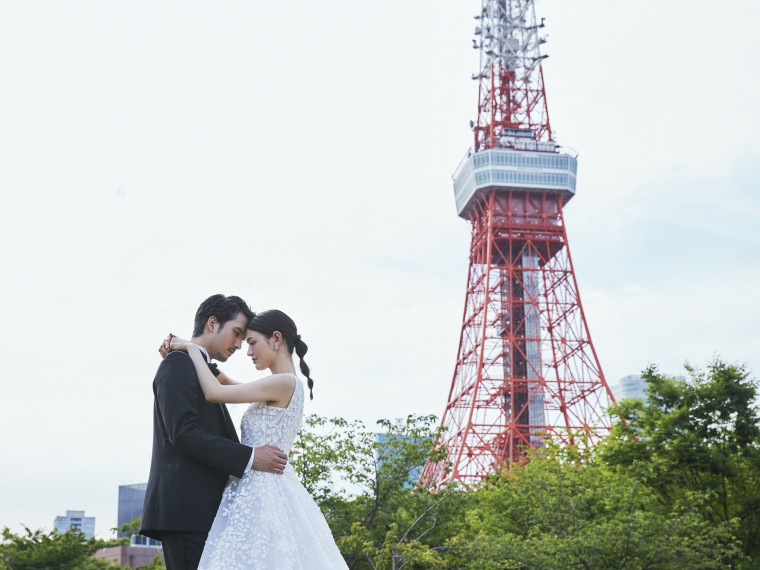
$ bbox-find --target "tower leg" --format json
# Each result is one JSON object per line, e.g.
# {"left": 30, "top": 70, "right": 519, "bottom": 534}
{"left": 421, "top": 191, "right": 616, "bottom": 488}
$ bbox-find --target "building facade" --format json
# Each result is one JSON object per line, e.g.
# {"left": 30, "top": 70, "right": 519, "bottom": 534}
{"left": 611, "top": 374, "right": 648, "bottom": 401}
{"left": 95, "top": 545, "right": 163, "bottom": 568}
{"left": 54, "top": 510, "right": 95, "bottom": 539}
{"left": 118, "top": 483, "right": 161, "bottom": 547}
{"left": 376, "top": 432, "right": 427, "bottom": 489}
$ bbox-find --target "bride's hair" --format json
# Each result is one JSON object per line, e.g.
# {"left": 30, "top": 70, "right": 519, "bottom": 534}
{"left": 248, "top": 310, "right": 314, "bottom": 400}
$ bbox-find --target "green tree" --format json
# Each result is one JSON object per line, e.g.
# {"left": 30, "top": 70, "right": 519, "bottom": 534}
{"left": 0, "top": 526, "right": 128, "bottom": 570}
{"left": 292, "top": 415, "right": 372, "bottom": 504}
{"left": 112, "top": 518, "right": 165, "bottom": 569}
{"left": 291, "top": 359, "right": 760, "bottom": 568}
{"left": 293, "top": 414, "right": 458, "bottom": 569}
{"left": 602, "top": 359, "right": 760, "bottom": 560}
{"left": 114, "top": 517, "right": 142, "bottom": 539}
{"left": 447, "top": 445, "right": 742, "bottom": 569}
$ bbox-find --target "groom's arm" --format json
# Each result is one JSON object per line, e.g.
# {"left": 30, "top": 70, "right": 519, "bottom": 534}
{"left": 155, "top": 352, "right": 252, "bottom": 477}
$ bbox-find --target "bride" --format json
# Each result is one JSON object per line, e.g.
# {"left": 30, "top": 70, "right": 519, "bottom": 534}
{"left": 165, "top": 309, "right": 348, "bottom": 569}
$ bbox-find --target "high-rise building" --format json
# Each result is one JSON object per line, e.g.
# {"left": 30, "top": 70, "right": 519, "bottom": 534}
{"left": 118, "top": 483, "right": 160, "bottom": 547}
{"left": 611, "top": 374, "right": 648, "bottom": 401}
{"left": 54, "top": 510, "right": 95, "bottom": 539}
{"left": 376, "top": 431, "right": 429, "bottom": 489}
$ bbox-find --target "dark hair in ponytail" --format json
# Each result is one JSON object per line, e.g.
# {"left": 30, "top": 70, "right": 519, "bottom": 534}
{"left": 248, "top": 309, "right": 314, "bottom": 399}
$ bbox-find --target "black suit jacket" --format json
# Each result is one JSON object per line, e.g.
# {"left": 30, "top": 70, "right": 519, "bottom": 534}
{"left": 140, "top": 351, "right": 252, "bottom": 540}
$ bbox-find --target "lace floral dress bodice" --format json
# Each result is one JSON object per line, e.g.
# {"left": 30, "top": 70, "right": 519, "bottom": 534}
{"left": 240, "top": 374, "right": 303, "bottom": 455}
{"left": 198, "top": 375, "right": 347, "bottom": 570}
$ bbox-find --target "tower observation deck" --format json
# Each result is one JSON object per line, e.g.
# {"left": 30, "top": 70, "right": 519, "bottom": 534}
{"left": 421, "top": 0, "right": 615, "bottom": 489}
{"left": 453, "top": 141, "right": 577, "bottom": 218}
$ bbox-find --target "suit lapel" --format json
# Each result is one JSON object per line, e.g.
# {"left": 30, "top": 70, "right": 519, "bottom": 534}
{"left": 202, "top": 360, "right": 241, "bottom": 443}
{"left": 218, "top": 403, "right": 240, "bottom": 443}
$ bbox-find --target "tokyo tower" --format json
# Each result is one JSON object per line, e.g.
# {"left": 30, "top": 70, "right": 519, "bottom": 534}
{"left": 421, "top": 0, "right": 616, "bottom": 488}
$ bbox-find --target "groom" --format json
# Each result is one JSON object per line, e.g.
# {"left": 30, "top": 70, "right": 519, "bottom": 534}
{"left": 140, "top": 294, "right": 288, "bottom": 570}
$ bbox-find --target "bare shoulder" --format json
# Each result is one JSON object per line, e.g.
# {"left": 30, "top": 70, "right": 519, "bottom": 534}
{"left": 267, "top": 373, "right": 298, "bottom": 386}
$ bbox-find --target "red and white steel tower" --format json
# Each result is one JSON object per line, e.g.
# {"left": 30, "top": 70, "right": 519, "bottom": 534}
{"left": 421, "top": 0, "right": 616, "bottom": 488}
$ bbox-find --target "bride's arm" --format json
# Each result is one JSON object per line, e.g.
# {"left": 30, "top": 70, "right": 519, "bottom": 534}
{"left": 159, "top": 335, "right": 239, "bottom": 385}
{"left": 185, "top": 344, "right": 294, "bottom": 405}
{"left": 216, "top": 371, "right": 241, "bottom": 386}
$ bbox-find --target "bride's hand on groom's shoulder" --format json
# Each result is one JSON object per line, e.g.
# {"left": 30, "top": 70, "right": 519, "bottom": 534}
{"left": 158, "top": 334, "right": 174, "bottom": 358}
{"left": 158, "top": 334, "right": 193, "bottom": 358}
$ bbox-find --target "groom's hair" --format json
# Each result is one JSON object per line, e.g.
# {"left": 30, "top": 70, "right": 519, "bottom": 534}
{"left": 192, "top": 294, "right": 255, "bottom": 337}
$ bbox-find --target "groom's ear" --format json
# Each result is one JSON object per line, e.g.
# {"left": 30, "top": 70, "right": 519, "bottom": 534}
{"left": 206, "top": 316, "right": 219, "bottom": 333}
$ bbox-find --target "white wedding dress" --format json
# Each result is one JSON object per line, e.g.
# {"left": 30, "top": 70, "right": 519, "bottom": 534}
{"left": 198, "top": 375, "right": 348, "bottom": 569}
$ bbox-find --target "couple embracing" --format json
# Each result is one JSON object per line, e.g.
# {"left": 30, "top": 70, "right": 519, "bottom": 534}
{"left": 139, "top": 294, "right": 347, "bottom": 569}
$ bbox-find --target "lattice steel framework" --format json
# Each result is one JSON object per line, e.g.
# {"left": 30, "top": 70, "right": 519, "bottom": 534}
{"left": 473, "top": 0, "right": 552, "bottom": 150}
{"left": 421, "top": 0, "right": 615, "bottom": 489}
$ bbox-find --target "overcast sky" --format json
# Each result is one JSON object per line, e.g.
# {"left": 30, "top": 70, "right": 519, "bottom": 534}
{"left": 1, "top": 0, "right": 758, "bottom": 538}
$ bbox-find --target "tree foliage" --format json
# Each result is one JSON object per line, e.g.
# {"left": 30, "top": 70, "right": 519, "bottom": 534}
{"left": 0, "top": 527, "right": 128, "bottom": 570}
{"left": 447, "top": 446, "right": 742, "bottom": 569}
{"left": 292, "top": 358, "right": 759, "bottom": 569}
{"left": 112, "top": 517, "right": 165, "bottom": 569}
{"left": 5, "top": 357, "right": 757, "bottom": 569}
{"left": 293, "top": 413, "right": 458, "bottom": 569}
{"left": 602, "top": 359, "right": 760, "bottom": 560}
{"left": 0, "top": 517, "right": 166, "bottom": 570}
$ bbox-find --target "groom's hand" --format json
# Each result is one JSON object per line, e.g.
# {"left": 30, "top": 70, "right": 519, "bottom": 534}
{"left": 252, "top": 445, "right": 288, "bottom": 474}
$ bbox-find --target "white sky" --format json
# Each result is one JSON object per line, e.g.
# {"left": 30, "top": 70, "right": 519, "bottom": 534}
{"left": 1, "top": 0, "right": 758, "bottom": 538}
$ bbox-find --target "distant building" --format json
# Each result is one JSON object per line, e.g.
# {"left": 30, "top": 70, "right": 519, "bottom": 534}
{"left": 376, "top": 432, "right": 428, "bottom": 489}
{"left": 611, "top": 374, "right": 648, "bottom": 402}
{"left": 54, "top": 510, "right": 95, "bottom": 539}
{"left": 118, "top": 483, "right": 161, "bottom": 547}
{"left": 94, "top": 545, "right": 163, "bottom": 568}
